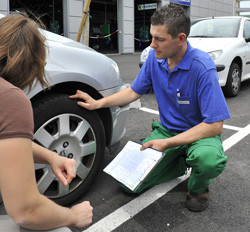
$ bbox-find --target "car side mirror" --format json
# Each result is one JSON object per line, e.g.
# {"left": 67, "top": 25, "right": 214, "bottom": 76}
{"left": 245, "top": 37, "right": 250, "bottom": 43}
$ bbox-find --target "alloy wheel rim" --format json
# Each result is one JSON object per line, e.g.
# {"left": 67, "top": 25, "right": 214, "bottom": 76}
{"left": 34, "top": 113, "right": 97, "bottom": 199}
{"left": 231, "top": 69, "right": 240, "bottom": 93}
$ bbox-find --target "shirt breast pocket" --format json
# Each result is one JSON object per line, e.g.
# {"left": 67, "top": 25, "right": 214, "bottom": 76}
{"left": 176, "top": 96, "right": 193, "bottom": 113}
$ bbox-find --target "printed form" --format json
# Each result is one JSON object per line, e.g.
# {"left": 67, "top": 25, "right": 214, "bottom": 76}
{"left": 104, "top": 141, "right": 163, "bottom": 191}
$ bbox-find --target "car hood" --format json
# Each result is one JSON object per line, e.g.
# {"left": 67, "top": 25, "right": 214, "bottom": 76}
{"left": 41, "top": 29, "right": 95, "bottom": 52}
{"left": 188, "top": 37, "right": 239, "bottom": 52}
{"left": 40, "top": 30, "right": 122, "bottom": 91}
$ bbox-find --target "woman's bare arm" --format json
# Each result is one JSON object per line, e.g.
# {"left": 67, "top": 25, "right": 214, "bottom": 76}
{"left": 0, "top": 138, "right": 93, "bottom": 230}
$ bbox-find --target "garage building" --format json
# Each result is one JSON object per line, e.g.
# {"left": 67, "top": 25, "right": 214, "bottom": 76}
{"left": 0, "top": 0, "right": 246, "bottom": 54}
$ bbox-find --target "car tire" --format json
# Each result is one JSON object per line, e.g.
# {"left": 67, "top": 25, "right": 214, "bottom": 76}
{"left": 223, "top": 62, "right": 241, "bottom": 97}
{"left": 32, "top": 93, "right": 105, "bottom": 206}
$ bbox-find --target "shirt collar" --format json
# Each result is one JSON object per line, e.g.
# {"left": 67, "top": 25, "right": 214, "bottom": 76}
{"left": 176, "top": 40, "right": 194, "bottom": 71}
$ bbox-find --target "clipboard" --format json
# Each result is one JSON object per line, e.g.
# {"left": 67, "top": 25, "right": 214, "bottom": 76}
{"left": 103, "top": 140, "right": 165, "bottom": 192}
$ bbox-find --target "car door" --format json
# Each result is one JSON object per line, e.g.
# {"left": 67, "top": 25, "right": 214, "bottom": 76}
{"left": 242, "top": 19, "right": 250, "bottom": 80}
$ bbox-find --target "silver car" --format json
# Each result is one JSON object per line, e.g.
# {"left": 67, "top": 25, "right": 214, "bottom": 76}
{"left": 0, "top": 14, "right": 129, "bottom": 206}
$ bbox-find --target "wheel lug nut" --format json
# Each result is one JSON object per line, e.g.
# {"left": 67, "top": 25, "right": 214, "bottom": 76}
{"left": 68, "top": 153, "right": 73, "bottom": 159}
{"left": 63, "top": 142, "right": 69, "bottom": 148}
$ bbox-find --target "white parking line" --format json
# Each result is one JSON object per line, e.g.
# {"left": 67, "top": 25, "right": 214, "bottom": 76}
{"left": 223, "top": 124, "right": 250, "bottom": 151}
{"left": 223, "top": 124, "right": 242, "bottom": 131}
{"left": 139, "top": 107, "right": 243, "bottom": 132}
{"left": 84, "top": 107, "right": 250, "bottom": 232}
{"left": 84, "top": 171, "right": 191, "bottom": 232}
{"left": 139, "top": 106, "right": 159, "bottom": 115}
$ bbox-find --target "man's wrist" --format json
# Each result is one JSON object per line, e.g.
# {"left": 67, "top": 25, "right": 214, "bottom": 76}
{"left": 96, "top": 98, "right": 105, "bottom": 109}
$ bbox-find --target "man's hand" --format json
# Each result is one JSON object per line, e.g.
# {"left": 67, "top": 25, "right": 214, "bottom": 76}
{"left": 140, "top": 139, "right": 169, "bottom": 152}
{"left": 70, "top": 90, "right": 99, "bottom": 110}
{"left": 50, "top": 154, "right": 76, "bottom": 186}
{"left": 71, "top": 201, "right": 93, "bottom": 228}
{"left": 141, "top": 121, "right": 224, "bottom": 153}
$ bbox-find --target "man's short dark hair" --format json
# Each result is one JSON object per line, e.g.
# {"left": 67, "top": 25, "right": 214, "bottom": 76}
{"left": 151, "top": 4, "right": 191, "bottom": 38}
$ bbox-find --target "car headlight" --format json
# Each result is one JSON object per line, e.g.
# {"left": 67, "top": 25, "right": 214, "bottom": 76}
{"left": 208, "top": 50, "right": 223, "bottom": 60}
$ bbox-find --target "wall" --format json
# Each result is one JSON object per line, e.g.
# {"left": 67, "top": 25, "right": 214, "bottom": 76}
{"left": 118, "top": 0, "right": 134, "bottom": 53}
{"left": 159, "top": 0, "right": 170, "bottom": 7}
{"left": 63, "top": 0, "right": 83, "bottom": 40}
{"left": 0, "top": 0, "right": 8, "bottom": 15}
{"left": 190, "top": 0, "right": 234, "bottom": 20}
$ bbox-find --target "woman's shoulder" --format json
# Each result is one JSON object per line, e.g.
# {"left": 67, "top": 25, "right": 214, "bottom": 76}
{"left": 0, "top": 77, "right": 30, "bottom": 104}
{"left": 0, "top": 77, "right": 33, "bottom": 140}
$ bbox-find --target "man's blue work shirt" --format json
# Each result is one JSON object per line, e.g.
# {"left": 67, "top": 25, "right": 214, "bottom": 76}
{"left": 131, "top": 41, "right": 231, "bottom": 132}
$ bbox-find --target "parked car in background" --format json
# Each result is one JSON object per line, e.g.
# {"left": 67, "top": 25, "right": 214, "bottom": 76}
{"left": 0, "top": 14, "right": 130, "bottom": 206}
{"left": 139, "top": 16, "right": 250, "bottom": 97}
{"left": 139, "top": 46, "right": 151, "bottom": 69}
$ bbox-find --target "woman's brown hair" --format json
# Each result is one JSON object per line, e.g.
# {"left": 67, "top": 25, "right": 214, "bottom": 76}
{"left": 0, "top": 13, "right": 49, "bottom": 91}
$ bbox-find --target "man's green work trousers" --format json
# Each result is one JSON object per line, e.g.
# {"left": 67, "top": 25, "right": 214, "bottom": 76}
{"left": 120, "top": 121, "right": 227, "bottom": 195}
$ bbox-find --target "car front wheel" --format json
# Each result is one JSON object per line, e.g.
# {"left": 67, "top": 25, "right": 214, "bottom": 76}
{"left": 32, "top": 93, "right": 105, "bottom": 205}
{"left": 223, "top": 62, "right": 241, "bottom": 97}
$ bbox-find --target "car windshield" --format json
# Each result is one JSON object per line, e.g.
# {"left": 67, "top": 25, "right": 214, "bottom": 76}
{"left": 189, "top": 18, "right": 241, "bottom": 38}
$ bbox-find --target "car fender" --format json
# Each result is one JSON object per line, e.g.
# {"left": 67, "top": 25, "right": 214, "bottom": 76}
{"left": 189, "top": 38, "right": 246, "bottom": 80}
{"left": 26, "top": 71, "right": 107, "bottom": 99}
{"left": 45, "top": 41, "right": 121, "bottom": 88}
{"left": 215, "top": 40, "right": 245, "bottom": 72}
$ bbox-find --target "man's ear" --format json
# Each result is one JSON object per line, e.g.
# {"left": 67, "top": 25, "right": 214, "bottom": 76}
{"left": 177, "top": 33, "right": 187, "bottom": 46}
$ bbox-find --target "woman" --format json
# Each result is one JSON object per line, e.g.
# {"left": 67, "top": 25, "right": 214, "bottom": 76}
{"left": 0, "top": 13, "right": 93, "bottom": 230}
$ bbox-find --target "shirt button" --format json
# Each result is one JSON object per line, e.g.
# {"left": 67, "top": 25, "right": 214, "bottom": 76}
{"left": 169, "top": 81, "right": 172, "bottom": 84}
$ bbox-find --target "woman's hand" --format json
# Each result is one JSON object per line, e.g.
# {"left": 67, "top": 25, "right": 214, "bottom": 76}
{"left": 71, "top": 201, "right": 93, "bottom": 228}
{"left": 50, "top": 154, "right": 76, "bottom": 186}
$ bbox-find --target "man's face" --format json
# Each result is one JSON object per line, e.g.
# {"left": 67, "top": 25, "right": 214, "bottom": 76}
{"left": 150, "top": 24, "right": 179, "bottom": 60}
